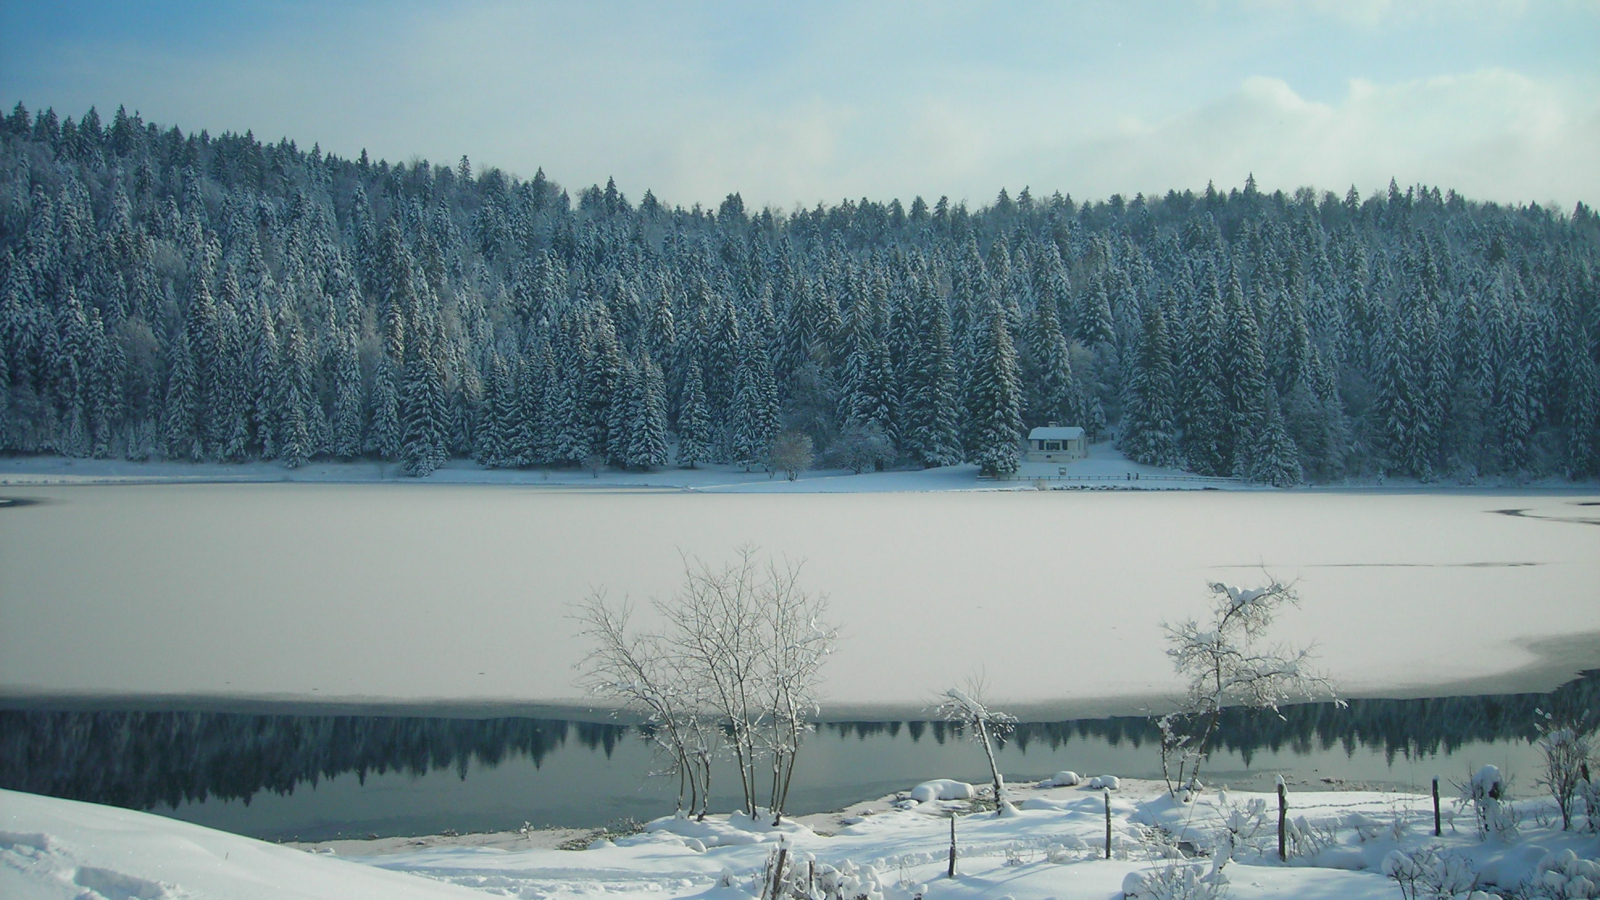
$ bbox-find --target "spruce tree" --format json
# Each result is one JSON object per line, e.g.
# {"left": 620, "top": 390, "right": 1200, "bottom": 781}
{"left": 676, "top": 359, "right": 711, "bottom": 469}
{"left": 1221, "top": 265, "right": 1268, "bottom": 476}
{"left": 329, "top": 328, "right": 363, "bottom": 460}
{"left": 161, "top": 331, "right": 201, "bottom": 461}
{"left": 628, "top": 353, "right": 670, "bottom": 469}
{"left": 965, "top": 306, "right": 1023, "bottom": 476}
{"left": 399, "top": 336, "right": 448, "bottom": 477}
{"left": 1120, "top": 302, "right": 1180, "bottom": 468}
{"left": 1250, "top": 393, "right": 1303, "bottom": 487}
{"left": 730, "top": 335, "right": 779, "bottom": 470}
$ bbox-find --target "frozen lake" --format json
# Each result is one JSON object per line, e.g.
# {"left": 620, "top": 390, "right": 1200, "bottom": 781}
{"left": 1, "top": 485, "right": 1597, "bottom": 716}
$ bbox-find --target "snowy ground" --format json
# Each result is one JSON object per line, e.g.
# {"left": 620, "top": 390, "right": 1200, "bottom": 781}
{"left": 6, "top": 774, "right": 1596, "bottom": 899}
{"left": 0, "top": 441, "right": 1219, "bottom": 493}
{"left": 4, "top": 442, "right": 1586, "bottom": 492}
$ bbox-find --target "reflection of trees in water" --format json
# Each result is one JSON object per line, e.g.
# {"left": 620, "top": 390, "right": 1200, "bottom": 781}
{"left": 825, "top": 669, "right": 1599, "bottom": 767}
{"left": 0, "top": 711, "right": 625, "bottom": 812}
{"left": 2, "top": 672, "right": 1592, "bottom": 814}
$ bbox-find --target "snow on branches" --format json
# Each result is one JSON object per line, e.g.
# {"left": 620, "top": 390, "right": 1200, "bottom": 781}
{"left": 574, "top": 548, "right": 837, "bottom": 824}
{"left": 1159, "top": 578, "right": 1339, "bottom": 798}
{"left": 937, "top": 683, "right": 1020, "bottom": 817}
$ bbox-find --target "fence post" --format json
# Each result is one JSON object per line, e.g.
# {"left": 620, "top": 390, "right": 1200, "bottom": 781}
{"left": 947, "top": 814, "right": 958, "bottom": 878}
{"left": 1104, "top": 788, "right": 1112, "bottom": 859}
{"left": 1277, "top": 776, "right": 1287, "bottom": 862}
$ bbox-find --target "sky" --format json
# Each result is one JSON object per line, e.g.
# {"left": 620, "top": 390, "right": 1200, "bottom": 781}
{"left": 2, "top": 0, "right": 1597, "bottom": 211}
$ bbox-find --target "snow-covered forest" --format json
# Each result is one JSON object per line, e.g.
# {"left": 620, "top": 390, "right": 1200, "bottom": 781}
{"left": 2, "top": 104, "right": 1597, "bottom": 483}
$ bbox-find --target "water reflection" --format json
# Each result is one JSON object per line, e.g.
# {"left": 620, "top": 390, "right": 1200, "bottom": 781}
{"left": 0, "top": 712, "right": 625, "bottom": 811}
{"left": 2, "top": 670, "right": 1592, "bottom": 838}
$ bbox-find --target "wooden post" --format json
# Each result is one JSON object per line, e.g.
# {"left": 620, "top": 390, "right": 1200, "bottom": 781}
{"left": 1277, "top": 778, "right": 1287, "bottom": 862}
{"left": 1440, "top": 771, "right": 1452, "bottom": 832}
{"left": 1104, "top": 788, "right": 1112, "bottom": 859}
{"left": 947, "top": 814, "right": 958, "bottom": 878}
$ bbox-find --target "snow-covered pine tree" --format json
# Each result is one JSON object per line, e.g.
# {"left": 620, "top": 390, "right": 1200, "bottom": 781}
{"left": 329, "top": 326, "right": 363, "bottom": 460}
{"left": 1179, "top": 268, "right": 1229, "bottom": 476}
{"left": 475, "top": 352, "right": 510, "bottom": 466}
{"left": 1250, "top": 391, "right": 1303, "bottom": 487}
{"left": 628, "top": 353, "right": 670, "bottom": 469}
{"left": 730, "top": 334, "right": 779, "bottom": 471}
{"left": 1371, "top": 310, "right": 1417, "bottom": 478}
{"left": 161, "top": 330, "right": 201, "bottom": 461}
{"left": 398, "top": 318, "right": 448, "bottom": 476}
{"left": 965, "top": 305, "right": 1023, "bottom": 476}
{"left": 1221, "top": 264, "right": 1268, "bottom": 477}
{"left": 607, "top": 355, "right": 637, "bottom": 466}
{"left": 676, "top": 359, "right": 711, "bottom": 469}
{"left": 275, "top": 309, "right": 313, "bottom": 468}
{"left": 898, "top": 271, "right": 962, "bottom": 467}
{"left": 1025, "top": 288, "right": 1080, "bottom": 430}
{"left": 1120, "top": 300, "right": 1180, "bottom": 468}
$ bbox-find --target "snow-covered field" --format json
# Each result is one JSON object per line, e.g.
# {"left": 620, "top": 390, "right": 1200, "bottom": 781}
{"left": 0, "top": 443, "right": 1153, "bottom": 492}
{"left": 3, "top": 441, "right": 1585, "bottom": 492}
{"left": 6, "top": 773, "right": 1597, "bottom": 899}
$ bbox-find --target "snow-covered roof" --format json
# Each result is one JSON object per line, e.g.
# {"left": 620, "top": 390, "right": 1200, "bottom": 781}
{"left": 1027, "top": 426, "right": 1085, "bottom": 441}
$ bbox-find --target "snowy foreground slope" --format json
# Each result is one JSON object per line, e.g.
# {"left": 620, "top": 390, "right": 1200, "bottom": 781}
{"left": 7, "top": 779, "right": 1597, "bottom": 899}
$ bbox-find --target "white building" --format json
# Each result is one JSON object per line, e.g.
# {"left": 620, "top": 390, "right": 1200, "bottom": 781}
{"left": 1023, "top": 426, "right": 1087, "bottom": 463}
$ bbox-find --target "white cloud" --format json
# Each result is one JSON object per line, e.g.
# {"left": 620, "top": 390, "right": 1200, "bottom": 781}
{"left": 9, "top": 4, "right": 1596, "bottom": 210}
{"left": 1015, "top": 68, "right": 1600, "bottom": 207}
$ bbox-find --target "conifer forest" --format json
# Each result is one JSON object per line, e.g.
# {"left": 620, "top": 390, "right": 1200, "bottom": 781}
{"left": 2, "top": 103, "right": 1597, "bottom": 484}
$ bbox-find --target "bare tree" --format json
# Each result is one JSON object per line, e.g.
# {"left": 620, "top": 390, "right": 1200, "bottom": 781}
{"left": 572, "top": 594, "right": 712, "bottom": 817}
{"left": 574, "top": 548, "right": 837, "bottom": 825}
{"left": 938, "top": 682, "right": 1019, "bottom": 816}
{"left": 1159, "top": 578, "right": 1339, "bottom": 797}
{"left": 767, "top": 430, "right": 814, "bottom": 482}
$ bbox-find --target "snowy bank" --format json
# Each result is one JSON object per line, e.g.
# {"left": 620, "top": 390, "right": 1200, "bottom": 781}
{"left": 9, "top": 442, "right": 1588, "bottom": 492}
{"left": 7, "top": 774, "right": 1598, "bottom": 900}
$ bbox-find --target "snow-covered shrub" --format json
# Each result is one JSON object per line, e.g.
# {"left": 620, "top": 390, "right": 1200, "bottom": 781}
{"left": 1381, "top": 846, "right": 1479, "bottom": 900}
{"left": 1087, "top": 775, "right": 1121, "bottom": 790}
{"left": 1581, "top": 770, "right": 1600, "bottom": 833}
{"left": 1122, "top": 863, "right": 1229, "bottom": 900}
{"left": 1460, "top": 765, "right": 1519, "bottom": 841}
{"left": 1208, "top": 796, "right": 1271, "bottom": 857}
{"left": 1281, "top": 815, "right": 1340, "bottom": 859}
{"left": 1533, "top": 710, "right": 1595, "bottom": 831}
{"left": 1523, "top": 849, "right": 1600, "bottom": 900}
{"left": 758, "top": 851, "right": 932, "bottom": 900}
{"left": 1038, "top": 770, "right": 1081, "bottom": 787}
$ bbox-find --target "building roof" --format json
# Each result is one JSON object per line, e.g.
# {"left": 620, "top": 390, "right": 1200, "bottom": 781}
{"left": 1028, "top": 426, "right": 1085, "bottom": 441}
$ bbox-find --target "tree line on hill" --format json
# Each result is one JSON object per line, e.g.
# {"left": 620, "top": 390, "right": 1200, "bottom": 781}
{"left": 1, "top": 103, "right": 1596, "bottom": 483}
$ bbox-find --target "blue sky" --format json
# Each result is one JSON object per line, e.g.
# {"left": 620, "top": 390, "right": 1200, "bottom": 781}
{"left": 3, "top": 1, "right": 1597, "bottom": 208}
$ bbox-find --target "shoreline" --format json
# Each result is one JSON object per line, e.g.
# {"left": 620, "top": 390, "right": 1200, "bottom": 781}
{"left": 5, "top": 631, "right": 1595, "bottom": 723}
{"left": 4, "top": 452, "right": 1596, "bottom": 493}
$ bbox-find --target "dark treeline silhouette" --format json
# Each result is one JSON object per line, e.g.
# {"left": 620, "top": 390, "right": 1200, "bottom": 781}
{"left": 0, "top": 709, "right": 622, "bottom": 812}
{"left": 1, "top": 104, "right": 1597, "bottom": 481}
{"left": 830, "top": 668, "right": 1600, "bottom": 767}
{"left": 4, "top": 671, "right": 1590, "bottom": 813}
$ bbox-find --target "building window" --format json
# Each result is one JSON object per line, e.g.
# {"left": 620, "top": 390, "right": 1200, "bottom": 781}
{"left": 1044, "top": 441, "right": 1061, "bottom": 451}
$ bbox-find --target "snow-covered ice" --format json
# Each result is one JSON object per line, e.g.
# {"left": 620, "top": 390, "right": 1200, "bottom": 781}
{"left": 2, "top": 483, "right": 1595, "bottom": 716}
